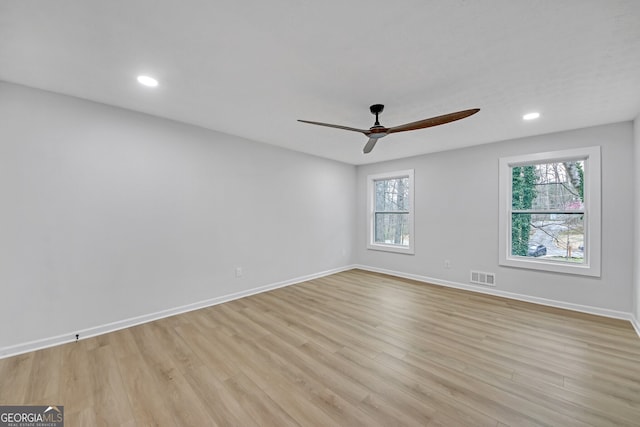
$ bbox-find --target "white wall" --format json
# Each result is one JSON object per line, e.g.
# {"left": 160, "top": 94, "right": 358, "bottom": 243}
{"left": 0, "top": 82, "right": 356, "bottom": 351}
{"left": 356, "top": 122, "right": 634, "bottom": 314}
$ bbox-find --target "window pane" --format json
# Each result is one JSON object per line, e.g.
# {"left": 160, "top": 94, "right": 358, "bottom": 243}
{"left": 375, "top": 178, "right": 409, "bottom": 211}
{"left": 511, "top": 213, "right": 584, "bottom": 263}
{"left": 375, "top": 213, "right": 409, "bottom": 246}
{"left": 512, "top": 161, "right": 584, "bottom": 211}
{"left": 368, "top": 169, "right": 414, "bottom": 254}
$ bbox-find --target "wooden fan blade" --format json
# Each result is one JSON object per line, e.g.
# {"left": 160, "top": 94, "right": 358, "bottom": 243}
{"left": 297, "top": 120, "right": 370, "bottom": 135}
{"left": 387, "top": 108, "right": 480, "bottom": 134}
{"left": 363, "top": 137, "right": 378, "bottom": 153}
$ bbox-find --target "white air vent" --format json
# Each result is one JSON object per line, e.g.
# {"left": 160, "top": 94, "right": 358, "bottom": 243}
{"left": 470, "top": 270, "right": 496, "bottom": 287}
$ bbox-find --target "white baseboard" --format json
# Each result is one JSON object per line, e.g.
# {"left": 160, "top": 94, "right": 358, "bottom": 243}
{"left": 0, "top": 265, "right": 356, "bottom": 359}
{"left": 355, "top": 265, "right": 639, "bottom": 333}
{"left": 631, "top": 315, "right": 640, "bottom": 338}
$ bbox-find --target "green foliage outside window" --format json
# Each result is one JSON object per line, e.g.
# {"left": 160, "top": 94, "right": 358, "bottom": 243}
{"left": 511, "top": 165, "right": 537, "bottom": 256}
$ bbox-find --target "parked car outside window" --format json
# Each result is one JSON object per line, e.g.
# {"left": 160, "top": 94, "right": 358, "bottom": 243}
{"left": 527, "top": 244, "right": 547, "bottom": 257}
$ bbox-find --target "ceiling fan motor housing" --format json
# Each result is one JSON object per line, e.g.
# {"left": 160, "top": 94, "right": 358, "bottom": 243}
{"left": 369, "top": 104, "right": 384, "bottom": 115}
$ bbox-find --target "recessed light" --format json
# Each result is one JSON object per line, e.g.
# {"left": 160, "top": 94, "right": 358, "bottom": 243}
{"left": 523, "top": 112, "right": 540, "bottom": 120}
{"left": 137, "top": 75, "right": 158, "bottom": 87}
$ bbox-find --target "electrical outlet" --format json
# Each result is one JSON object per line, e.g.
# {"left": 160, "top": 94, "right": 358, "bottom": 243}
{"left": 235, "top": 267, "right": 243, "bottom": 278}
{"left": 444, "top": 259, "right": 451, "bottom": 269}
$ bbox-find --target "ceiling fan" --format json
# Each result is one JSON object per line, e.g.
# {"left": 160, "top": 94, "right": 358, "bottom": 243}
{"left": 298, "top": 104, "right": 480, "bottom": 153}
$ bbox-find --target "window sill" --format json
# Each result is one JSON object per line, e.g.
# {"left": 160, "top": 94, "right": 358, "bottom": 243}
{"left": 367, "top": 243, "right": 415, "bottom": 255}
{"left": 499, "top": 256, "right": 600, "bottom": 277}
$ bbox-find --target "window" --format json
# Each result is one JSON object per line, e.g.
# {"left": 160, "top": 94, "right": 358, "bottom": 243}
{"left": 499, "top": 147, "right": 601, "bottom": 276}
{"left": 367, "top": 170, "right": 414, "bottom": 254}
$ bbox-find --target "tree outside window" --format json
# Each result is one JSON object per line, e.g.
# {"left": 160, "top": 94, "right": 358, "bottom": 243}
{"left": 374, "top": 177, "right": 410, "bottom": 246}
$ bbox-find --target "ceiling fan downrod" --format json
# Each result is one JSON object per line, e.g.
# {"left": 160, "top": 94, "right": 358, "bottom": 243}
{"left": 370, "top": 104, "right": 384, "bottom": 127}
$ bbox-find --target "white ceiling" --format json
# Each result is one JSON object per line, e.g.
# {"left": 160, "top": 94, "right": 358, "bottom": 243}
{"left": 1, "top": 0, "right": 639, "bottom": 165}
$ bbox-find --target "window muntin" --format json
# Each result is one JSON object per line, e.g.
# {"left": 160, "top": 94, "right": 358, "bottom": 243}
{"left": 367, "top": 170, "right": 414, "bottom": 254}
{"left": 499, "top": 147, "right": 600, "bottom": 276}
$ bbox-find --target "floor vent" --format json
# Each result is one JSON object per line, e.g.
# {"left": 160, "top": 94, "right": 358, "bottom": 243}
{"left": 470, "top": 270, "right": 496, "bottom": 287}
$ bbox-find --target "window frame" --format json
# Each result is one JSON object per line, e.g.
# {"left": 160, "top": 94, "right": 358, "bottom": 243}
{"left": 498, "top": 146, "right": 601, "bottom": 276}
{"left": 367, "top": 169, "right": 415, "bottom": 255}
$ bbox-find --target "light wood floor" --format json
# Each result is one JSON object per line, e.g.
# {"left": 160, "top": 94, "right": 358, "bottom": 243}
{"left": 1, "top": 269, "right": 640, "bottom": 426}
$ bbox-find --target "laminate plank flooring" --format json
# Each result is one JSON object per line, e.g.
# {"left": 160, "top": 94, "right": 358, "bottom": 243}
{"left": 1, "top": 269, "right": 640, "bottom": 426}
